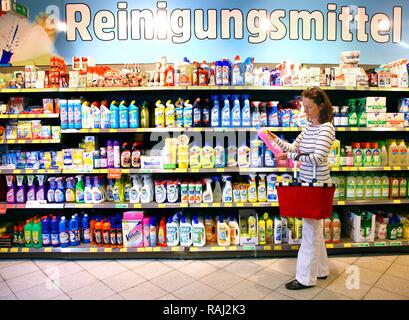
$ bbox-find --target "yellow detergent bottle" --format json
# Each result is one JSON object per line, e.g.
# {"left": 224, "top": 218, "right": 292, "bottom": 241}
{"left": 264, "top": 213, "right": 274, "bottom": 244}
{"left": 257, "top": 174, "right": 267, "bottom": 202}
{"left": 328, "top": 139, "right": 341, "bottom": 167}
{"left": 248, "top": 215, "right": 257, "bottom": 238}
{"left": 165, "top": 100, "right": 175, "bottom": 128}
{"left": 388, "top": 139, "right": 399, "bottom": 166}
{"left": 248, "top": 174, "right": 258, "bottom": 203}
{"left": 240, "top": 217, "right": 248, "bottom": 237}
{"left": 228, "top": 216, "right": 240, "bottom": 245}
{"left": 140, "top": 101, "right": 150, "bottom": 128}
{"left": 217, "top": 217, "right": 231, "bottom": 246}
{"left": 189, "top": 145, "right": 202, "bottom": 169}
{"left": 155, "top": 100, "right": 165, "bottom": 128}
{"left": 201, "top": 145, "right": 215, "bottom": 169}
{"left": 258, "top": 219, "right": 266, "bottom": 245}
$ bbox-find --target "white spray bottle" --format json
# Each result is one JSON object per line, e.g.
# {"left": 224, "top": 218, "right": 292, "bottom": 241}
{"left": 202, "top": 178, "right": 214, "bottom": 203}
{"left": 222, "top": 175, "right": 233, "bottom": 203}
{"left": 212, "top": 176, "right": 222, "bottom": 203}
{"left": 129, "top": 174, "right": 140, "bottom": 203}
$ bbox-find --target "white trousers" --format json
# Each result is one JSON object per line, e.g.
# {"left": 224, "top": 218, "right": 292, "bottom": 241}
{"left": 296, "top": 218, "right": 329, "bottom": 286}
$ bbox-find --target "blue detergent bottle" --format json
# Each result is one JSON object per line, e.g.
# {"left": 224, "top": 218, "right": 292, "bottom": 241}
{"left": 119, "top": 100, "right": 129, "bottom": 128}
{"left": 59, "top": 216, "right": 70, "bottom": 248}
{"left": 231, "top": 95, "right": 242, "bottom": 127}
{"left": 69, "top": 215, "right": 80, "bottom": 246}
{"left": 211, "top": 96, "right": 220, "bottom": 127}
{"left": 41, "top": 216, "right": 51, "bottom": 247}
{"left": 129, "top": 100, "right": 140, "bottom": 128}
{"left": 268, "top": 101, "right": 279, "bottom": 127}
{"left": 51, "top": 216, "right": 60, "bottom": 247}
{"left": 60, "top": 100, "right": 68, "bottom": 129}
{"left": 82, "top": 214, "right": 90, "bottom": 244}
{"left": 110, "top": 100, "right": 120, "bottom": 129}
{"left": 221, "top": 95, "right": 231, "bottom": 127}
{"left": 150, "top": 216, "right": 157, "bottom": 247}
{"left": 241, "top": 95, "right": 251, "bottom": 127}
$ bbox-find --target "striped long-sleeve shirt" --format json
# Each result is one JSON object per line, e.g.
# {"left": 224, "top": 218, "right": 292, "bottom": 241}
{"left": 275, "top": 122, "right": 336, "bottom": 183}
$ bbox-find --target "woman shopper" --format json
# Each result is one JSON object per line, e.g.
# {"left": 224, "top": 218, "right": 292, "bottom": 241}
{"left": 269, "top": 87, "right": 335, "bottom": 290}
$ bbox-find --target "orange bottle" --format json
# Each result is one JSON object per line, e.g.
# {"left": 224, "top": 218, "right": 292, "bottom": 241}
{"left": 323, "top": 217, "right": 332, "bottom": 243}
{"left": 164, "top": 64, "right": 175, "bottom": 86}
{"left": 192, "top": 61, "right": 200, "bottom": 86}
{"left": 102, "top": 219, "right": 111, "bottom": 247}
{"left": 157, "top": 217, "right": 167, "bottom": 247}
{"left": 94, "top": 219, "right": 103, "bottom": 246}
{"left": 331, "top": 213, "right": 341, "bottom": 243}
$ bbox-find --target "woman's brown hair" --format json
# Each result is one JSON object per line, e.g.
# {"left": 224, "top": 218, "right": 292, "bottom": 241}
{"left": 301, "top": 87, "right": 333, "bottom": 124}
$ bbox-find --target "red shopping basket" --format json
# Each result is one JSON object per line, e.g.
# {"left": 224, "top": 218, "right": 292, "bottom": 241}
{"left": 275, "top": 157, "right": 336, "bottom": 220}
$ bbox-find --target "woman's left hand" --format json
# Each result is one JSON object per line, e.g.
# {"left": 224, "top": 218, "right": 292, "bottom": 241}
{"left": 277, "top": 153, "right": 288, "bottom": 160}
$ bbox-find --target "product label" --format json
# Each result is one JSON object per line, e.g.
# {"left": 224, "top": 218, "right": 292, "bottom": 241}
{"left": 83, "top": 228, "right": 90, "bottom": 241}
{"left": 382, "top": 178, "right": 390, "bottom": 198}
{"left": 51, "top": 233, "right": 60, "bottom": 245}
{"left": 167, "top": 184, "right": 178, "bottom": 203}
{"left": 180, "top": 226, "right": 192, "bottom": 245}
{"left": 242, "top": 107, "right": 251, "bottom": 126}
{"left": 193, "top": 108, "right": 201, "bottom": 124}
{"left": 60, "top": 232, "right": 69, "bottom": 244}
{"left": 166, "top": 226, "right": 178, "bottom": 243}
{"left": 232, "top": 108, "right": 241, "bottom": 126}
{"left": 400, "top": 179, "right": 407, "bottom": 198}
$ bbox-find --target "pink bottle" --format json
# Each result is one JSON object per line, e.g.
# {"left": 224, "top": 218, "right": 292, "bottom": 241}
{"left": 257, "top": 128, "right": 287, "bottom": 167}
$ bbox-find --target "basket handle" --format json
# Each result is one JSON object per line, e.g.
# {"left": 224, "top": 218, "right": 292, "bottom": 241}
{"left": 293, "top": 153, "right": 317, "bottom": 183}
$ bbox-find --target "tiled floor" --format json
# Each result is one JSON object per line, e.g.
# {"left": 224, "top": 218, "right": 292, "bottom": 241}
{"left": 0, "top": 254, "right": 408, "bottom": 300}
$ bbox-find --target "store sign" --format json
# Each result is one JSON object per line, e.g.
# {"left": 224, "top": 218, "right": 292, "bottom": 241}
{"left": 11, "top": 0, "right": 409, "bottom": 64}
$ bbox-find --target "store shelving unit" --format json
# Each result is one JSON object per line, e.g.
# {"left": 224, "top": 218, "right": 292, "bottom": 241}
{"left": 1, "top": 84, "right": 409, "bottom": 259}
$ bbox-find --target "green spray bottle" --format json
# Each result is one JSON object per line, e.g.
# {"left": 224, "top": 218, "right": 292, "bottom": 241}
{"left": 24, "top": 219, "right": 33, "bottom": 247}
{"left": 75, "top": 175, "right": 85, "bottom": 203}
{"left": 32, "top": 219, "right": 43, "bottom": 248}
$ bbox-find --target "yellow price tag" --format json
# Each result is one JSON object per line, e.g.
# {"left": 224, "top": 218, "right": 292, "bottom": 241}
{"left": 171, "top": 247, "right": 180, "bottom": 251}
{"left": 236, "top": 203, "right": 244, "bottom": 207}
{"left": 133, "top": 204, "right": 142, "bottom": 208}
{"left": 338, "top": 127, "right": 346, "bottom": 131}
{"left": 180, "top": 203, "right": 189, "bottom": 208}
{"left": 153, "top": 247, "right": 161, "bottom": 252}
{"left": 344, "top": 243, "right": 352, "bottom": 248}
{"left": 211, "top": 246, "right": 225, "bottom": 251}
{"left": 213, "top": 203, "right": 221, "bottom": 207}
{"left": 104, "top": 248, "right": 112, "bottom": 252}
{"left": 224, "top": 203, "right": 233, "bottom": 207}
{"left": 351, "top": 127, "right": 359, "bottom": 131}
{"left": 0, "top": 248, "right": 8, "bottom": 253}
{"left": 109, "top": 129, "right": 116, "bottom": 133}
{"left": 144, "top": 247, "right": 153, "bottom": 252}
{"left": 201, "top": 203, "right": 209, "bottom": 208}
{"left": 191, "top": 169, "right": 199, "bottom": 173}
{"left": 338, "top": 201, "right": 346, "bottom": 205}
{"left": 228, "top": 246, "right": 237, "bottom": 251}
{"left": 120, "top": 248, "right": 128, "bottom": 252}
{"left": 278, "top": 168, "right": 287, "bottom": 172}
{"left": 331, "top": 167, "right": 340, "bottom": 171}
{"left": 44, "top": 247, "right": 52, "bottom": 253}
{"left": 326, "top": 243, "right": 334, "bottom": 249}
{"left": 10, "top": 248, "right": 18, "bottom": 253}
{"left": 393, "top": 166, "right": 402, "bottom": 170}
{"left": 90, "top": 247, "right": 98, "bottom": 253}
{"left": 291, "top": 245, "right": 299, "bottom": 250}
{"left": 253, "top": 203, "right": 261, "bottom": 207}
{"left": 349, "top": 167, "right": 358, "bottom": 171}
{"left": 274, "top": 245, "right": 282, "bottom": 251}
{"left": 264, "top": 246, "right": 272, "bottom": 251}
{"left": 393, "top": 199, "right": 401, "bottom": 204}
{"left": 383, "top": 166, "right": 391, "bottom": 171}
{"left": 190, "top": 247, "right": 199, "bottom": 252}
{"left": 137, "top": 248, "right": 145, "bottom": 252}
{"left": 158, "top": 203, "right": 167, "bottom": 208}
{"left": 216, "top": 168, "right": 224, "bottom": 172}
{"left": 14, "top": 169, "right": 22, "bottom": 174}
{"left": 22, "top": 248, "right": 29, "bottom": 253}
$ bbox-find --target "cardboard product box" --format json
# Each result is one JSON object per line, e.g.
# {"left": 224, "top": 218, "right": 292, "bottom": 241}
{"left": 239, "top": 209, "right": 259, "bottom": 246}
{"left": 366, "top": 112, "right": 386, "bottom": 127}
{"left": 343, "top": 210, "right": 376, "bottom": 242}
{"left": 141, "top": 156, "right": 164, "bottom": 169}
{"left": 386, "top": 113, "right": 405, "bottom": 127}
{"left": 365, "top": 97, "right": 387, "bottom": 113}
{"left": 122, "top": 211, "right": 144, "bottom": 248}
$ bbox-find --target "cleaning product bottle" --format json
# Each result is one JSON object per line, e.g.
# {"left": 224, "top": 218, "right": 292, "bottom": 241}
{"left": 54, "top": 177, "right": 65, "bottom": 204}
{"left": 241, "top": 95, "right": 251, "bottom": 127}
{"left": 388, "top": 140, "right": 399, "bottom": 166}
{"left": 192, "top": 216, "right": 206, "bottom": 247}
{"left": 155, "top": 100, "right": 165, "bottom": 128}
{"left": 109, "top": 100, "right": 119, "bottom": 129}
{"left": 248, "top": 174, "right": 258, "bottom": 203}
{"left": 222, "top": 176, "right": 233, "bottom": 203}
{"left": 140, "top": 175, "right": 152, "bottom": 204}
{"left": 30, "top": 219, "right": 42, "bottom": 248}
{"left": 16, "top": 176, "right": 26, "bottom": 204}
{"left": 102, "top": 219, "right": 111, "bottom": 247}
{"left": 143, "top": 217, "right": 150, "bottom": 247}
{"left": 380, "top": 142, "right": 388, "bottom": 166}
{"left": 267, "top": 174, "right": 278, "bottom": 202}
{"left": 183, "top": 99, "right": 193, "bottom": 128}
{"left": 121, "top": 142, "right": 131, "bottom": 168}
{"left": 174, "top": 98, "right": 183, "bottom": 127}
{"left": 231, "top": 95, "right": 241, "bottom": 127}
{"left": 258, "top": 218, "right": 266, "bottom": 245}
{"left": 227, "top": 146, "right": 238, "bottom": 167}
{"left": 51, "top": 216, "right": 60, "bottom": 247}
{"left": 165, "top": 100, "right": 175, "bottom": 128}
{"left": 166, "top": 217, "right": 179, "bottom": 246}
{"left": 59, "top": 216, "right": 70, "bottom": 248}
{"left": 94, "top": 218, "right": 103, "bottom": 246}
{"left": 192, "top": 98, "right": 202, "bottom": 127}
{"left": 41, "top": 216, "right": 51, "bottom": 247}
{"left": 157, "top": 217, "right": 167, "bottom": 247}
{"left": 355, "top": 175, "right": 364, "bottom": 200}
{"left": 84, "top": 176, "right": 93, "bottom": 204}
{"left": 364, "top": 175, "right": 373, "bottom": 199}
{"left": 212, "top": 176, "right": 222, "bottom": 202}
{"left": 92, "top": 176, "right": 104, "bottom": 204}
{"left": 398, "top": 139, "right": 408, "bottom": 166}
{"left": 250, "top": 137, "right": 263, "bottom": 168}
{"left": 202, "top": 98, "right": 210, "bottom": 127}
{"left": 381, "top": 175, "right": 390, "bottom": 199}
{"left": 113, "top": 141, "right": 121, "bottom": 168}
{"left": 140, "top": 101, "right": 150, "bottom": 128}
{"left": 201, "top": 145, "right": 215, "bottom": 169}
{"left": 23, "top": 220, "right": 33, "bottom": 247}
{"left": 211, "top": 96, "right": 220, "bottom": 127}
{"left": 202, "top": 178, "right": 214, "bottom": 203}
{"left": 90, "top": 101, "right": 101, "bottom": 129}
{"left": 81, "top": 101, "right": 91, "bottom": 129}
{"left": 107, "top": 140, "right": 114, "bottom": 168}
{"left": 189, "top": 145, "right": 202, "bottom": 169}
{"left": 257, "top": 174, "right": 267, "bottom": 202}
{"left": 346, "top": 175, "right": 356, "bottom": 200}
{"left": 217, "top": 216, "right": 231, "bottom": 246}
{"left": 26, "top": 175, "right": 36, "bottom": 201}
{"left": 128, "top": 100, "right": 140, "bottom": 128}
{"left": 332, "top": 213, "right": 341, "bottom": 243}
{"left": 205, "top": 215, "right": 217, "bottom": 243}
{"left": 248, "top": 215, "right": 257, "bottom": 239}
{"left": 264, "top": 213, "right": 274, "bottom": 244}
{"left": 65, "top": 177, "right": 76, "bottom": 203}
{"left": 119, "top": 100, "right": 129, "bottom": 128}
{"left": 149, "top": 217, "right": 157, "bottom": 247}
{"left": 180, "top": 216, "right": 193, "bottom": 247}
{"left": 372, "top": 143, "right": 381, "bottom": 167}
{"left": 129, "top": 174, "right": 141, "bottom": 203}
{"left": 215, "top": 144, "right": 226, "bottom": 168}
{"left": 82, "top": 214, "right": 90, "bottom": 244}
{"left": 6, "top": 176, "right": 16, "bottom": 204}
{"left": 228, "top": 216, "right": 240, "bottom": 245}
{"left": 274, "top": 216, "right": 282, "bottom": 244}
{"left": 100, "top": 100, "right": 111, "bottom": 129}
{"left": 221, "top": 96, "right": 231, "bottom": 127}
{"left": 75, "top": 175, "right": 84, "bottom": 203}
{"left": 251, "top": 101, "right": 261, "bottom": 127}
{"left": 238, "top": 145, "right": 251, "bottom": 168}
{"left": 69, "top": 215, "right": 79, "bottom": 246}
{"left": 323, "top": 217, "right": 332, "bottom": 243}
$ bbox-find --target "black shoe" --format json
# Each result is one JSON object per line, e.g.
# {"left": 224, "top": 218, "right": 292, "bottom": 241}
{"left": 285, "top": 280, "right": 314, "bottom": 290}
{"left": 318, "top": 276, "right": 328, "bottom": 280}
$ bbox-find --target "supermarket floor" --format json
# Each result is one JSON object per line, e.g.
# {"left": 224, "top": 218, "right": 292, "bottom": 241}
{"left": 0, "top": 254, "right": 408, "bottom": 300}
